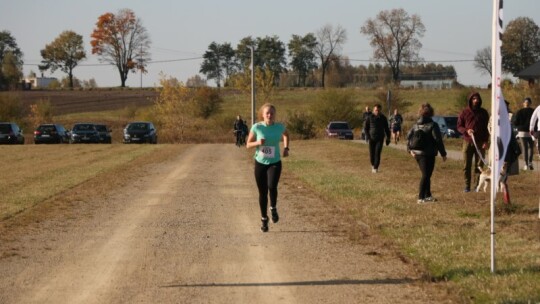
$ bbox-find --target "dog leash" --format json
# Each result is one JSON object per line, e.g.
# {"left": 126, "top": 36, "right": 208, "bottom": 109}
{"left": 471, "top": 133, "right": 489, "bottom": 167}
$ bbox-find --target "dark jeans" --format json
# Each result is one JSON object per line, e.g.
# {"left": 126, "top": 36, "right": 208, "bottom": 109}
{"left": 368, "top": 139, "right": 384, "bottom": 169}
{"left": 415, "top": 154, "right": 436, "bottom": 199}
{"left": 519, "top": 137, "right": 534, "bottom": 166}
{"left": 254, "top": 161, "right": 282, "bottom": 218}
{"left": 462, "top": 141, "right": 485, "bottom": 189}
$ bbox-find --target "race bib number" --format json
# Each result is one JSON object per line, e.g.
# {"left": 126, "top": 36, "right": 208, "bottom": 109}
{"left": 259, "top": 146, "right": 275, "bottom": 159}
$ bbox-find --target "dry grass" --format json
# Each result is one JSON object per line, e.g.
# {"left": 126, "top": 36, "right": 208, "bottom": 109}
{"left": 284, "top": 139, "right": 540, "bottom": 303}
{"left": 0, "top": 144, "right": 179, "bottom": 220}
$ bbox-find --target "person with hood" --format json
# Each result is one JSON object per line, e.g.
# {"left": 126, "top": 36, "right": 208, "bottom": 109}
{"left": 513, "top": 97, "right": 534, "bottom": 170}
{"left": 407, "top": 103, "right": 447, "bottom": 204}
{"left": 457, "top": 92, "right": 490, "bottom": 192}
{"left": 364, "top": 104, "right": 391, "bottom": 173}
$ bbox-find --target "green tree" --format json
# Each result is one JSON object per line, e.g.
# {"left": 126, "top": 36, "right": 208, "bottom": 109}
{"left": 502, "top": 17, "right": 540, "bottom": 75}
{"left": 199, "top": 42, "right": 236, "bottom": 87}
{"left": 235, "top": 36, "right": 286, "bottom": 85}
{"left": 1, "top": 52, "right": 23, "bottom": 90}
{"left": 361, "top": 8, "right": 425, "bottom": 84}
{"left": 310, "top": 89, "right": 361, "bottom": 128}
{"left": 90, "top": 9, "right": 151, "bottom": 87}
{"left": 0, "top": 31, "right": 23, "bottom": 90}
{"left": 314, "top": 24, "right": 347, "bottom": 88}
{"left": 288, "top": 33, "right": 318, "bottom": 87}
{"left": 40, "top": 31, "right": 86, "bottom": 89}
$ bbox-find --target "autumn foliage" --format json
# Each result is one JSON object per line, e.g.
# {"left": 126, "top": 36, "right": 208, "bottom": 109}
{"left": 90, "top": 9, "right": 150, "bottom": 87}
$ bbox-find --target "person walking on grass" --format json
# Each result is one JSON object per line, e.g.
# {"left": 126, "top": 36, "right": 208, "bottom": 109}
{"left": 457, "top": 92, "right": 490, "bottom": 192}
{"left": 364, "top": 104, "right": 391, "bottom": 173}
{"left": 513, "top": 97, "right": 534, "bottom": 170}
{"left": 407, "top": 103, "right": 447, "bottom": 204}
{"left": 529, "top": 102, "right": 540, "bottom": 156}
{"left": 389, "top": 108, "right": 403, "bottom": 144}
{"left": 246, "top": 103, "right": 290, "bottom": 233}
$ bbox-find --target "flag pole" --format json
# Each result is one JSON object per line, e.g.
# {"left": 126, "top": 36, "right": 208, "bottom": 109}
{"left": 490, "top": 0, "right": 499, "bottom": 274}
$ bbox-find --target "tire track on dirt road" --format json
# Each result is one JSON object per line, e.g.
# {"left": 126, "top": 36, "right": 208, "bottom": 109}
{"left": 1, "top": 144, "right": 446, "bottom": 303}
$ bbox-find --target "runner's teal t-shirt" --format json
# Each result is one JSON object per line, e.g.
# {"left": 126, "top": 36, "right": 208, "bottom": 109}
{"left": 251, "top": 122, "right": 285, "bottom": 164}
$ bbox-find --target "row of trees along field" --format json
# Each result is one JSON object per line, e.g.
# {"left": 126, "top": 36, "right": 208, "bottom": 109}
{"left": 1, "top": 8, "right": 539, "bottom": 90}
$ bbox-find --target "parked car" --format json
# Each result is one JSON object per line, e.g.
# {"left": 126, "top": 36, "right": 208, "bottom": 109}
{"left": 432, "top": 116, "right": 461, "bottom": 138}
{"left": 94, "top": 124, "right": 112, "bottom": 144}
{"left": 34, "top": 124, "right": 70, "bottom": 144}
{"left": 0, "top": 122, "right": 25, "bottom": 144}
{"left": 123, "top": 121, "right": 157, "bottom": 144}
{"left": 325, "top": 121, "right": 354, "bottom": 140}
{"left": 70, "top": 123, "right": 100, "bottom": 144}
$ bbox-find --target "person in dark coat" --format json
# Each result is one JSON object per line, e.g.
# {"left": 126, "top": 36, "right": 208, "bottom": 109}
{"left": 364, "top": 104, "right": 391, "bottom": 173}
{"left": 512, "top": 97, "right": 534, "bottom": 170}
{"left": 407, "top": 103, "right": 447, "bottom": 204}
{"left": 361, "top": 106, "right": 371, "bottom": 141}
{"left": 457, "top": 92, "right": 490, "bottom": 192}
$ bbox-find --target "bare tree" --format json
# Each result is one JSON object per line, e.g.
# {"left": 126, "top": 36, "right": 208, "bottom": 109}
{"left": 361, "top": 8, "right": 425, "bottom": 83}
{"left": 314, "top": 24, "right": 347, "bottom": 88}
{"left": 474, "top": 46, "right": 492, "bottom": 77}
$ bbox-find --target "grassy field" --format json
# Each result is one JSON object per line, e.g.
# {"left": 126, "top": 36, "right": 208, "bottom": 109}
{"left": 2, "top": 87, "right": 539, "bottom": 302}
{"left": 285, "top": 139, "right": 540, "bottom": 303}
{"left": 0, "top": 144, "right": 186, "bottom": 221}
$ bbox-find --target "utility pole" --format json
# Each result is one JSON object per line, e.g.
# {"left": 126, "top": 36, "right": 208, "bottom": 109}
{"left": 140, "top": 45, "right": 143, "bottom": 89}
{"left": 248, "top": 46, "right": 255, "bottom": 126}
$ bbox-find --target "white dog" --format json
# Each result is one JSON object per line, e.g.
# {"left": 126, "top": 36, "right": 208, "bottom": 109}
{"left": 475, "top": 166, "right": 504, "bottom": 192}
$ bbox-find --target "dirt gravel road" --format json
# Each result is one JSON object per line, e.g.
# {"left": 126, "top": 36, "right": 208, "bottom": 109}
{"left": 0, "top": 144, "right": 447, "bottom": 303}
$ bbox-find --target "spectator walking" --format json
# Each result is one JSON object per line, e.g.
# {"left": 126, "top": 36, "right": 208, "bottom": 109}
{"left": 457, "top": 92, "right": 490, "bottom": 192}
{"left": 361, "top": 106, "right": 371, "bottom": 141}
{"left": 246, "top": 103, "right": 289, "bottom": 232}
{"left": 233, "top": 115, "right": 246, "bottom": 146}
{"left": 407, "top": 103, "right": 447, "bottom": 204}
{"left": 513, "top": 97, "right": 535, "bottom": 170}
{"left": 364, "top": 104, "right": 391, "bottom": 173}
{"left": 389, "top": 108, "right": 403, "bottom": 144}
{"left": 530, "top": 102, "right": 540, "bottom": 156}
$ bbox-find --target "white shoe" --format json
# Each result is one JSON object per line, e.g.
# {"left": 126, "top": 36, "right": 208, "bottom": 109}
{"left": 371, "top": 168, "right": 377, "bottom": 173}
{"left": 523, "top": 165, "right": 528, "bottom": 171}
{"left": 424, "top": 196, "right": 438, "bottom": 202}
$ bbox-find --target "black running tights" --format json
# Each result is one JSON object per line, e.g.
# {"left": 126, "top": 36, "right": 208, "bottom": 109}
{"left": 254, "top": 161, "right": 282, "bottom": 218}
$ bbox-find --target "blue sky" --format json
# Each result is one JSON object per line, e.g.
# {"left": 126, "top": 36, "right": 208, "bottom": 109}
{"left": 1, "top": 0, "right": 539, "bottom": 88}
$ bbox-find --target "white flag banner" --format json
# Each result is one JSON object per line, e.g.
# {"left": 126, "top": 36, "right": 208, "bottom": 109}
{"left": 492, "top": 0, "right": 511, "bottom": 192}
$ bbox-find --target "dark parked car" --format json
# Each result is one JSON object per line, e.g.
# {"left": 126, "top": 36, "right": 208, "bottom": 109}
{"left": 0, "top": 122, "right": 25, "bottom": 144}
{"left": 123, "top": 121, "right": 157, "bottom": 144}
{"left": 34, "top": 124, "right": 70, "bottom": 144}
{"left": 325, "top": 121, "right": 354, "bottom": 140}
{"left": 95, "top": 124, "right": 112, "bottom": 144}
{"left": 70, "top": 123, "right": 100, "bottom": 144}
{"left": 432, "top": 116, "right": 461, "bottom": 138}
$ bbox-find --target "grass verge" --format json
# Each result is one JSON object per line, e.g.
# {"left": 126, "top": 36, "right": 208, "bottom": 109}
{"left": 285, "top": 139, "right": 540, "bottom": 303}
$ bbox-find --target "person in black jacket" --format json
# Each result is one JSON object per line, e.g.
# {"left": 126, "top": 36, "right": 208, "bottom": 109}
{"left": 407, "top": 103, "right": 447, "bottom": 204}
{"left": 364, "top": 104, "right": 391, "bottom": 173}
{"left": 512, "top": 97, "right": 534, "bottom": 170}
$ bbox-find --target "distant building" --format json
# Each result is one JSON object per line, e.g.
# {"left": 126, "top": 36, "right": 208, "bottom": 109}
{"left": 515, "top": 60, "right": 540, "bottom": 87}
{"left": 399, "top": 71, "right": 457, "bottom": 89}
{"left": 24, "top": 76, "right": 58, "bottom": 88}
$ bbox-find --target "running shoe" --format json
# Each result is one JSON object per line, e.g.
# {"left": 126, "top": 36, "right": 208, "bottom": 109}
{"left": 523, "top": 165, "right": 528, "bottom": 171}
{"left": 464, "top": 187, "right": 470, "bottom": 193}
{"left": 261, "top": 217, "right": 269, "bottom": 232}
{"left": 424, "top": 196, "right": 438, "bottom": 202}
{"left": 417, "top": 199, "right": 425, "bottom": 204}
{"left": 271, "top": 207, "right": 279, "bottom": 223}
{"left": 529, "top": 164, "right": 534, "bottom": 170}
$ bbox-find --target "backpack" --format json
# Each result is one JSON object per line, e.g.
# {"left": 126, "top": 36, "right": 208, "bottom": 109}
{"left": 409, "top": 123, "right": 433, "bottom": 150}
